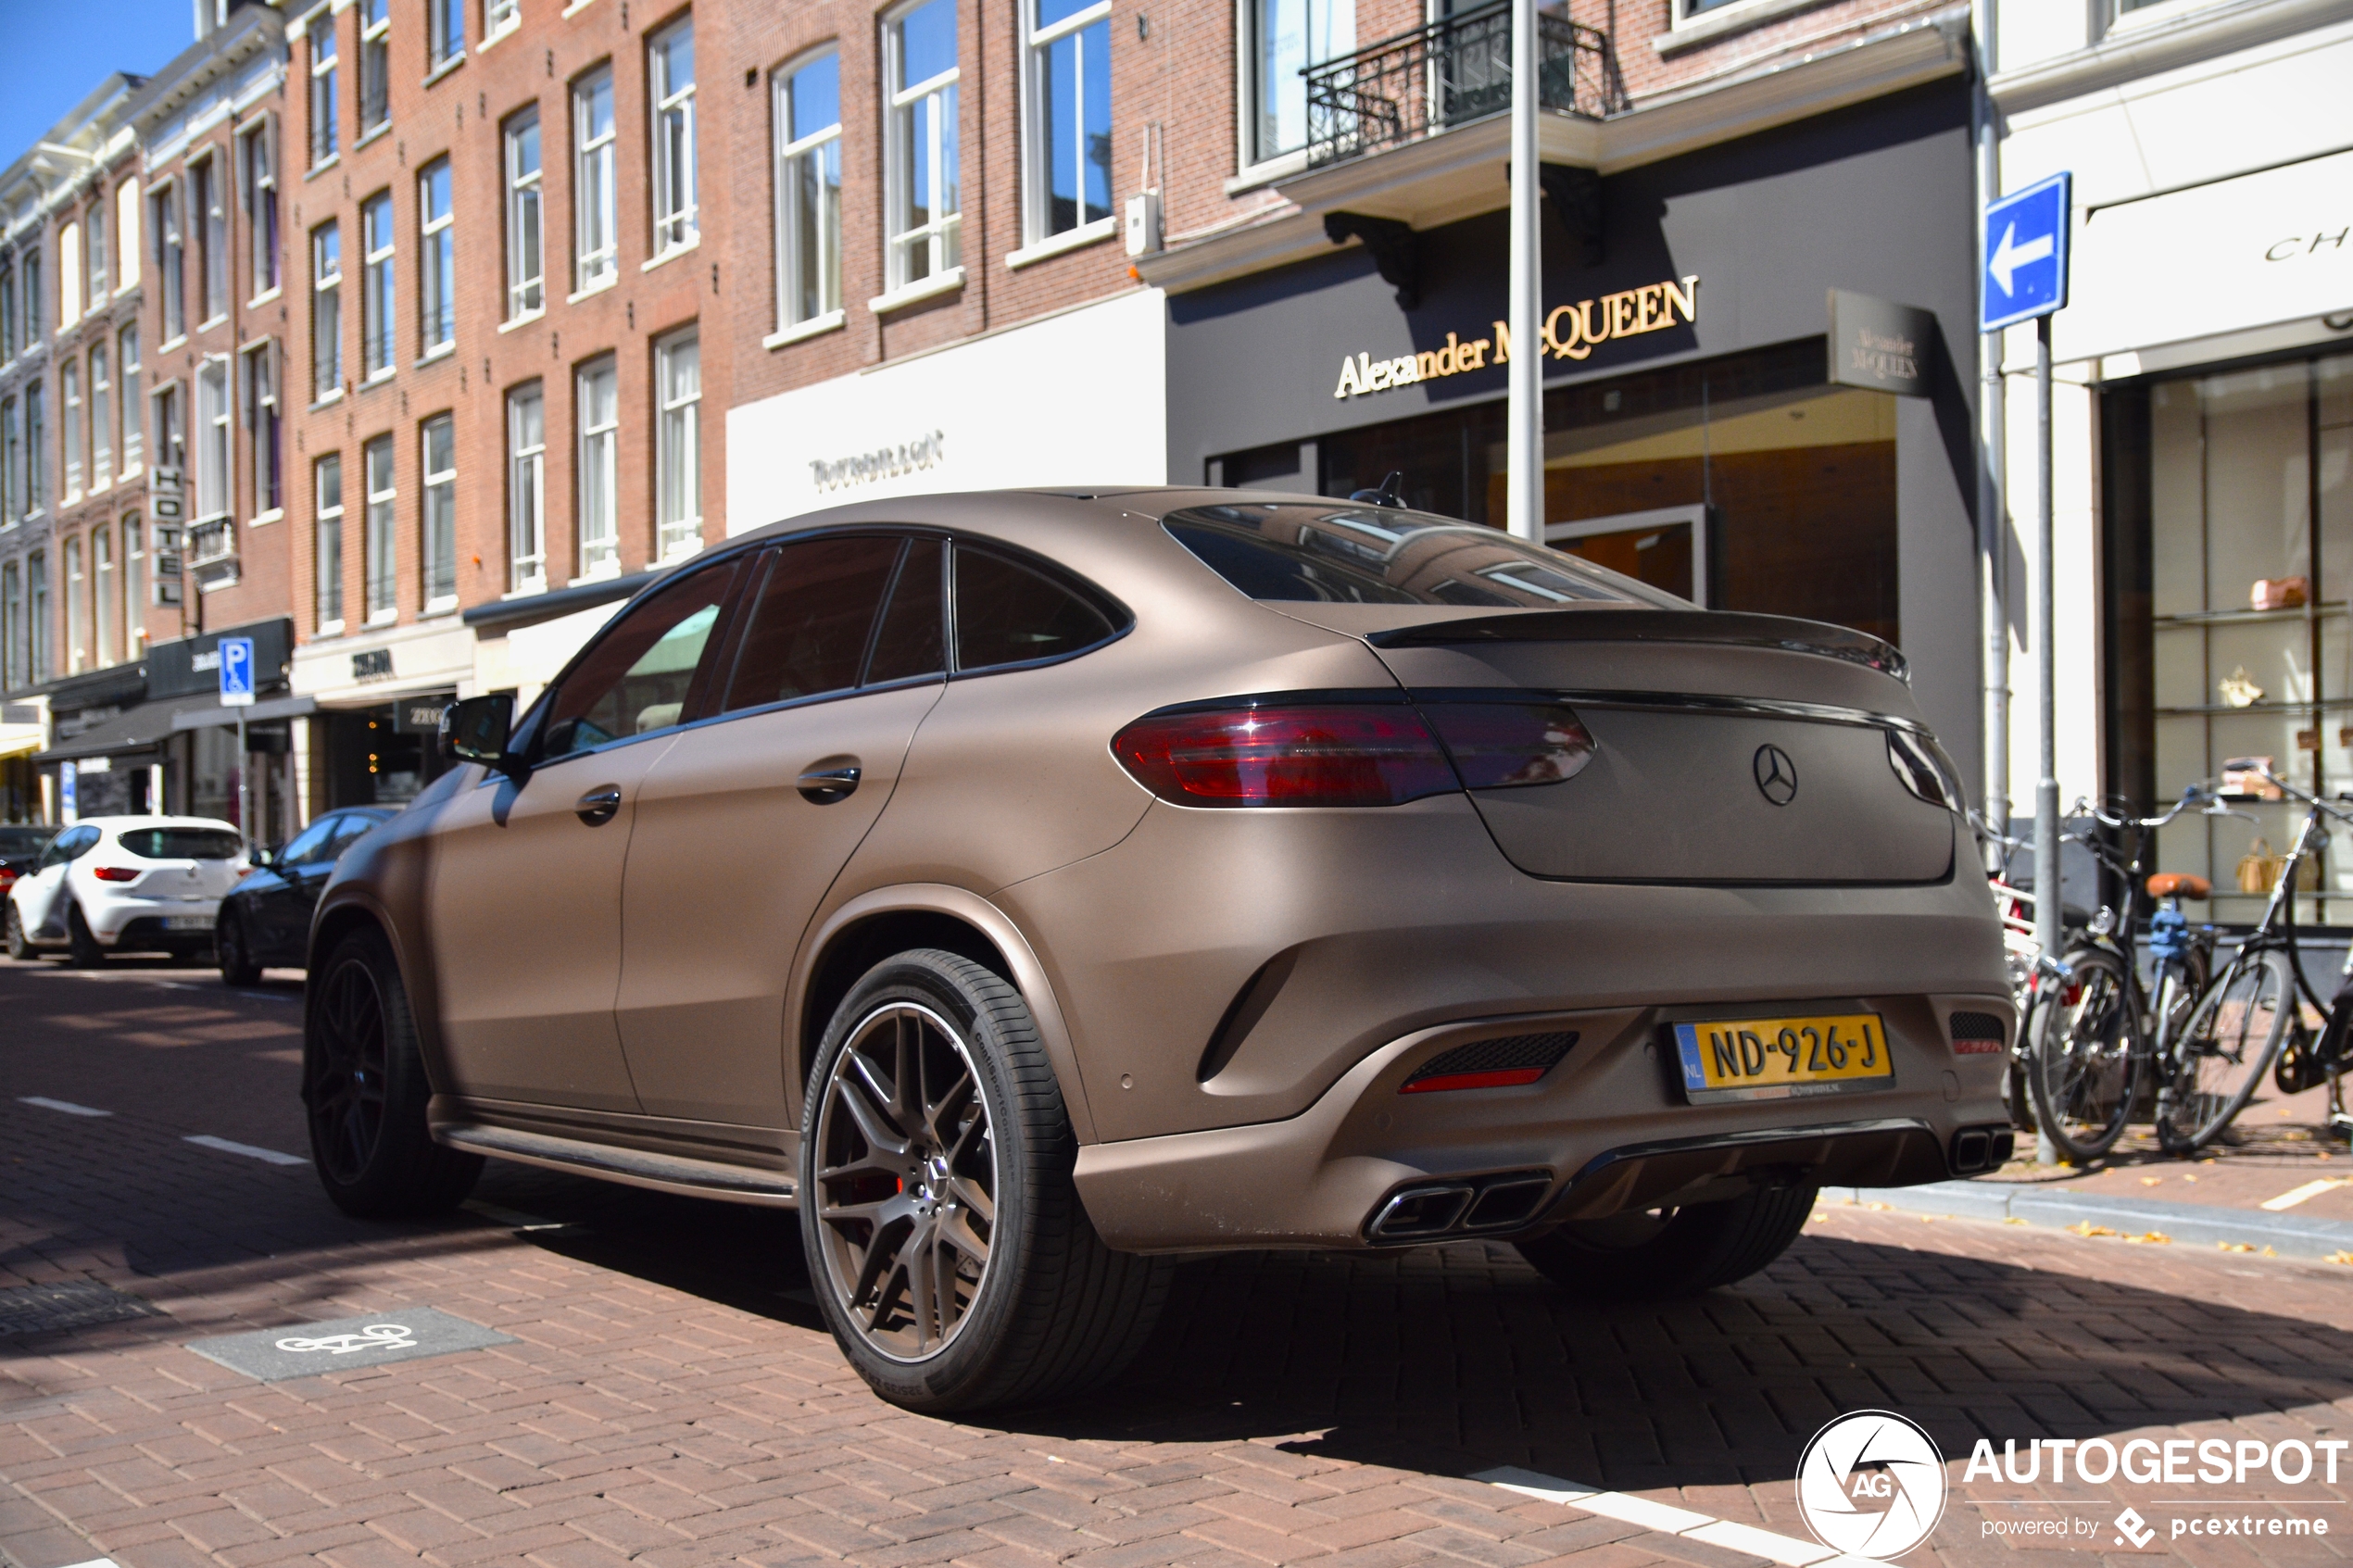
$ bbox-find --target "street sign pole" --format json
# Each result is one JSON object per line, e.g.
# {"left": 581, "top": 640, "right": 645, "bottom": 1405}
{"left": 1504, "top": 0, "right": 1541, "bottom": 544}
{"left": 218, "top": 634, "right": 258, "bottom": 846}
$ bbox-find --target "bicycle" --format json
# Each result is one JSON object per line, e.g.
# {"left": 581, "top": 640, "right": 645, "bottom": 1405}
{"left": 2158, "top": 767, "right": 2352, "bottom": 1154}
{"left": 1970, "top": 811, "right": 2061, "bottom": 1135}
{"left": 2025, "top": 789, "right": 2226, "bottom": 1164}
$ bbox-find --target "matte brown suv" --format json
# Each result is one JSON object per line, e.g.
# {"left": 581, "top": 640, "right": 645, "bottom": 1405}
{"left": 306, "top": 489, "right": 2014, "bottom": 1412}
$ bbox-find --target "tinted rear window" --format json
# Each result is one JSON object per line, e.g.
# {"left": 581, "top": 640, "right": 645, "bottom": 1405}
{"left": 954, "top": 547, "right": 1117, "bottom": 671}
{"left": 0, "top": 826, "right": 54, "bottom": 858}
{"left": 1165, "top": 504, "right": 1689, "bottom": 611}
{"left": 118, "top": 828, "right": 245, "bottom": 860}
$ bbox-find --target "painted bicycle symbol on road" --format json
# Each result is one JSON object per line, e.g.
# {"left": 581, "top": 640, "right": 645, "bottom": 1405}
{"left": 272, "top": 1323, "right": 419, "bottom": 1355}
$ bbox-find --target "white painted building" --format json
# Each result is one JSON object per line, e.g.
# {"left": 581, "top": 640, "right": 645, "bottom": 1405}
{"left": 1988, "top": 0, "right": 2353, "bottom": 921}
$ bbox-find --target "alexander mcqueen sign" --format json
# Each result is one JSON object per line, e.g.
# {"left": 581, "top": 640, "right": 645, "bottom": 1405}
{"left": 1334, "top": 275, "right": 1699, "bottom": 399}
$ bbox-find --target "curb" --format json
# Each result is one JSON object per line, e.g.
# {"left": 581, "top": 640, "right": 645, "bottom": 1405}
{"left": 1820, "top": 1179, "right": 2353, "bottom": 1260}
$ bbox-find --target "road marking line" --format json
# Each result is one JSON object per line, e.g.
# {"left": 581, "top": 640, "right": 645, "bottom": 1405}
{"left": 1478, "top": 1465, "right": 1837, "bottom": 1566}
{"left": 19, "top": 1097, "right": 112, "bottom": 1117}
{"left": 184, "top": 1135, "right": 307, "bottom": 1167}
{"left": 2261, "top": 1177, "right": 2352, "bottom": 1211}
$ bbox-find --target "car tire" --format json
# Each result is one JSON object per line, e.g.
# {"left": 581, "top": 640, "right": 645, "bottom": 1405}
{"left": 217, "top": 910, "right": 263, "bottom": 986}
{"left": 1515, "top": 1181, "right": 1818, "bottom": 1301}
{"left": 66, "top": 904, "right": 107, "bottom": 968}
{"left": 4, "top": 902, "right": 31, "bottom": 960}
{"left": 800, "top": 948, "right": 1172, "bottom": 1414}
{"left": 304, "top": 925, "right": 483, "bottom": 1217}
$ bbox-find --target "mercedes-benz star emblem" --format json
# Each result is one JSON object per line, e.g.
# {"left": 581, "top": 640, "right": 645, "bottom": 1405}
{"left": 1754, "top": 744, "right": 1798, "bottom": 807}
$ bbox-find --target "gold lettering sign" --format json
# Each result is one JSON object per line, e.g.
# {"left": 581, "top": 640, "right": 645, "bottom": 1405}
{"left": 1334, "top": 275, "right": 1699, "bottom": 399}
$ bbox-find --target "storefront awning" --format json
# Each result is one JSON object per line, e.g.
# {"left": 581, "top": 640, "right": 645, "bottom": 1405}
{"left": 0, "top": 731, "right": 43, "bottom": 760}
{"left": 171, "top": 694, "right": 317, "bottom": 730}
{"left": 39, "top": 692, "right": 249, "bottom": 766}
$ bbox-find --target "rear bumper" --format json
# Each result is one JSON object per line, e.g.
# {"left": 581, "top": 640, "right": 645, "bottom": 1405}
{"left": 1071, "top": 994, "right": 2013, "bottom": 1253}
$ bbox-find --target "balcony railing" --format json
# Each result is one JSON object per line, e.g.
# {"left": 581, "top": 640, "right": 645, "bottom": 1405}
{"left": 1304, "top": 0, "right": 1625, "bottom": 171}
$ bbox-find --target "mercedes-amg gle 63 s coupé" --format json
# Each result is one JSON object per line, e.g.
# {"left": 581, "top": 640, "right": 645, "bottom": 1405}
{"left": 304, "top": 489, "right": 2013, "bottom": 1412}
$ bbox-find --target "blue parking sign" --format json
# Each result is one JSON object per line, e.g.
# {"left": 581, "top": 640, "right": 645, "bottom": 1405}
{"left": 219, "top": 635, "right": 257, "bottom": 708}
{"left": 1982, "top": 172, "right": 2070, "bottom": 333}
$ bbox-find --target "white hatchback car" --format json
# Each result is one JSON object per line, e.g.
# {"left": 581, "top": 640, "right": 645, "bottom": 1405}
{"left": 5, "top": 816, "right": 247, "bottom": 966}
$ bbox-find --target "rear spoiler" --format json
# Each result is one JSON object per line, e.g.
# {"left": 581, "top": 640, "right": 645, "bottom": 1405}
{"left": 1364, "top": 608, "right": 1908, "bottom": 684}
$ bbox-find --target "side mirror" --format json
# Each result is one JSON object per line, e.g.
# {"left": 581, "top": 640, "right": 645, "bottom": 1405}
{"left": 441, "top": 695, "right": 522, "bottom": 777}
{"left": 251, "top": 844, "right": 277, "bottom": 869}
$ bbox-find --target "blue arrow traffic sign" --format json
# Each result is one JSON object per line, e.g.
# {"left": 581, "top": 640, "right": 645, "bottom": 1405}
{"left": 1982, "top": 172, "right": 2070, "bottom": 333}
{"left": 218, "top": 635, "right": 257, "bottom": 708}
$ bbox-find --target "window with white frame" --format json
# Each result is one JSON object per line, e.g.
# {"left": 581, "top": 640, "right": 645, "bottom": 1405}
{"left": 363, "top": 433, "right": 395, "bottom": 618}
{"left": 119, "top": 326, "right": 141, "bottom": 475}
{"left": 420, "top": 157, "right": 454, "bottom": 354}
{"left": 311, "top": 221, "right": 342, "bottom": 396}
{"left": 90, "top": 343, "right": 111, "bottom": 490}
{"left": 27, "top": 550, "right": 47, "bottom": 682}
{"left": 885, "top": 0, "right": 960, "bottom": 290}
{"left": 196, "top": 155, "right": 228, "bottom": 322}
{"left": 315, "top": 451, "right": 344, "bottom": 627}
{"left": 1025, "top": 0, "right": 1112, "bottom": 244}
{"left": 429, "top": 0, "right": 463, "bottom": 67}
{"left": 484, "top": 0, "right": 519, "bottom": 41}
{"left": 576, "top": 356, "right": 618, "bottom": 577}
{"left": 64, "top": 535, "right": 83, "bottom": 672}
{"left": 24, "top": 382, "right": 43, "bottom": 515}
{"left": 86, "top": 204, "right": 107, "bottom": 311}
{"left": 507, "top": 383, "right": 544, "bottom": 592}
{"left": 1, "top": 264, "right": 14, "bottom": 360}
{"left": 573, "top": 68, "right": 617, "bottom": 290}
{"left": 20, "top": 251, "right": 39, "bottom": 349}
{"left": 359, "top": 0, "right": 390, "bottom": 135}
{"left": 61, "top": 359, "right": 82, "bottom": 503}
{"left": 240, "top": 119, "right": 279, "bottom": 299}
{"left": 243, "top": 341, "right": 281, "bottom": 516}
{"left": 422, "top": 412, "right": 456, "bottom": 609}
{"left": 649, "top": 19, "right": 697, "bottom": 256}
{"left": 309, "top": 19, "right": 339, "bottom": 166}
{"left": 504, "top": 107, "right": 543, "bottom": 317}
{"left": 1247, "top": 0, "right": 1352, "bottom": 166}
{"left": 58, "top": 224, "right": 82, "bottom": 324}
{"left": 0, "top": 563, "right": 17, "bottom": 689}
{"left": 93, "top": 525, "right": 114, "bottom": 666}
{"left": 116, "top": 178, "right": 141, "bottom": 292}
{"left": 0, "top": 398, "right": 15, "bottom": 526}
{"left": 123, "top": 516, "right": 144, "bottom": 653}
{"left": 154, "top": 182, "right": 185, "bottom": 341}
{"left": 655, "top": 328, "right": 699, "bottom": 559}
{"left": 195, "top": 358, "right": 230, "bottom": 531}
{"left": 360, "top": 190, "right": 394, "bottom": 379}
{"left": 774, "top": 50, "right": 842, "bottom": 330}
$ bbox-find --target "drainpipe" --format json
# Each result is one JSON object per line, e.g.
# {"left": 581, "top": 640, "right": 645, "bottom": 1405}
{"left": 1504, "top": 0, "right": 1543, "bottom": 543}
{"left": 1973, "top": 0, "right": 2009, "bottom": 845}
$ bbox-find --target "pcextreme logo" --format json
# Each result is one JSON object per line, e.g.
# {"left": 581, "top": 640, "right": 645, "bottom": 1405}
{"left": 1795, "top": 1411, "right": 1947, "bottom": 1561}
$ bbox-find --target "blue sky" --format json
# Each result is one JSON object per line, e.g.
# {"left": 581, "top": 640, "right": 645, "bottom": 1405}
{"left": 0, "top": 0, "right": 197, "bottom": 170}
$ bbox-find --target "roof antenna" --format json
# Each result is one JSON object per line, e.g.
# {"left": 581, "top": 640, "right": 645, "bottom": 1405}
{"left": 1351, "top": 470, "right": 1407, "bottom": 508}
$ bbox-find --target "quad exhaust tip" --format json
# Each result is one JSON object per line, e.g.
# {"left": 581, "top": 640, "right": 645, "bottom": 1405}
{"left": 1366, "top": 1170, "right": 1554, "bottom": 1242}
{"left": 1948, "top": 1124, "right": 2014, "bottom": 1175}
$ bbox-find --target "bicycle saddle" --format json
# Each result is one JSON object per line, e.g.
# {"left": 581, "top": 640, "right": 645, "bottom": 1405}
{"left": 2145, "top": 872, "right": 2211, "bottom": 899}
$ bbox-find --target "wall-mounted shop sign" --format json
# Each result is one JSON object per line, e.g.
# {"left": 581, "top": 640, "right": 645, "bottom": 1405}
{"left": 1334, "top": 275, "right": 1700, "bottom": 398}
{"left": 1828, "top": 289, "right": 1937, "bottom": 397}
{"left": 352, "top": 648, "right": 395, "bottom": 682}
{"left": 810, "top": 430, "right": 948, "bottom": 495}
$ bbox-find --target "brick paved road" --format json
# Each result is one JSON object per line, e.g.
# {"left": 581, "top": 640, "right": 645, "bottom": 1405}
{"left": 4, "top": 955, "right": 2351, "bottom": 1568}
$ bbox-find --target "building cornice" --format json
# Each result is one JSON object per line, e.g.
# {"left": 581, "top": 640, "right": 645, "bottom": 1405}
{"left": 1988, "top": 0, "right": 2353, "bottom": 114}
{"left": 1139, "top": 6, "right": 1966, "bottom": 296}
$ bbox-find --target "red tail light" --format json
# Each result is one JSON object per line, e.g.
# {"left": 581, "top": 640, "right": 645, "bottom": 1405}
{"left": 1422, "top": 703, "right": 1596, "bottom": 788}
{"left": 1114, "top": 705, "right": 1457, "bottom": 807}
{"left": 91, "top": 866, "right": 140, "bottom": 883}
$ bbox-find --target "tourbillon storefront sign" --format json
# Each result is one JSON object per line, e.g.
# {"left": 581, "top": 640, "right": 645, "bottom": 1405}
{"left": 1333, "top": 274, "right": 1700, "bottom": 398}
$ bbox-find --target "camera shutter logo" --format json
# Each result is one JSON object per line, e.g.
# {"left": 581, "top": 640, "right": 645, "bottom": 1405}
{"left": 1795, "top": 1410, "right": 1947, "bottom": 1560}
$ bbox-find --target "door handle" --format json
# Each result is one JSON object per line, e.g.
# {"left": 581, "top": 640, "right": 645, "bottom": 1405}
{"left": 574, "top": 784, "right": 623, "bottom": 825}
{"left": 797, "top": 764, "right": 862, "bottom": 804}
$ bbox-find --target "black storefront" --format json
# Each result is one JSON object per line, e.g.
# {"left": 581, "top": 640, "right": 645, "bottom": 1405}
{"left": 1165, "top": 83, "right": 1985, "bottom": 784}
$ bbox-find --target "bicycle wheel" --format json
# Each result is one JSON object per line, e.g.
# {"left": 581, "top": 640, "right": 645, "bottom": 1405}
{"left": 2158, "top": 947, "right": 2295, "bottom": 1155}
{"left": 2027, "top": 946, "right": 2143, "bottom": 1163}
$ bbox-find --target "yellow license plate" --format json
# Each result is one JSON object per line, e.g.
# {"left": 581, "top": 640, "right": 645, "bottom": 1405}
{"left": 1671, "top": 1013, "right": 1894, "bottom": 1103}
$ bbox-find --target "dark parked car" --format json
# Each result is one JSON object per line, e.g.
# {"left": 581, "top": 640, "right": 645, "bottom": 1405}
{"left": 0, "top": 824, "right": 58, "bottom": 901}
{"left": 216, "top": 808, "right": 396, "bottom": 984}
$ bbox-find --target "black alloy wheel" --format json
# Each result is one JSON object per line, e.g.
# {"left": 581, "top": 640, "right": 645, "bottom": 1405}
{"left": 66, "top": 904, "right": 107, "bottom": 968}
{"left": 4, "top": 902, "right": 31, "bottom": 960}
{"left": 302, "top": 927, "right": 481, "bottom": 1216}
{"left": 217, "top": 909, "right": 263, "bottom": 986}
{"left": 812, "top": 999, "right": 999, "bottom": 1361}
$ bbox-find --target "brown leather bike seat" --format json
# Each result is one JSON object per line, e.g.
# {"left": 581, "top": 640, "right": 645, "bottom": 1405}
{"left": 2146, "top": 872, "right": 2211, "bottom": 900}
